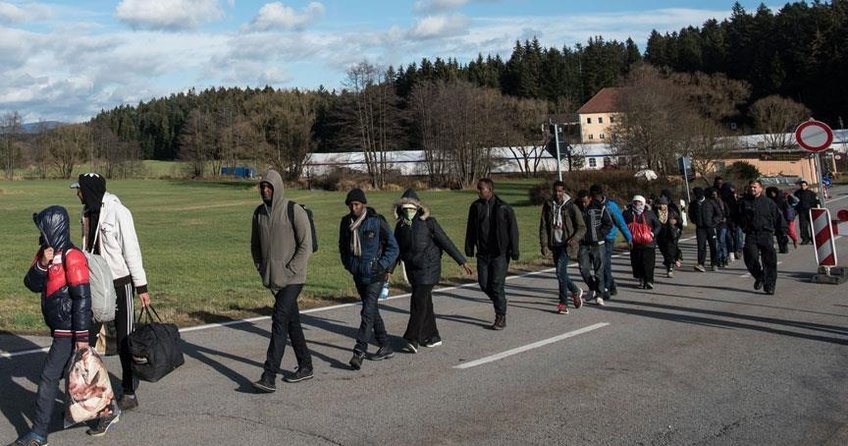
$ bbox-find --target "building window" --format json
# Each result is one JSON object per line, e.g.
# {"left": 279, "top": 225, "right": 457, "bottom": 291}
{"left": 610, "top": 116, "right": 615, "bottom": 123}
{"left": 598, "top": 117, "right": 604, "bottom": 124}
{"left": 587, "top": 117, "right": 592, "bottom": 124}
{"left": 599, "top": 133, "right": 605, "bottom": 139}
{"left": 588, "top": 134, "right": 594, "bottom": 140}
{"left": 603, "top": 157, "right": 611, "bottom": 166}
{"left": 588, "top": 158, "right": 597, "bottom": 168}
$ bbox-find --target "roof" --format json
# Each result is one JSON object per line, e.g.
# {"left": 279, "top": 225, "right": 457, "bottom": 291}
{"left": 576, "top": 87, "right": 623, "bottom": 114}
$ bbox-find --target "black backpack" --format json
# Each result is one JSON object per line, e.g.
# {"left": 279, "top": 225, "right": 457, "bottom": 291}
{"left": 288, "top": 201, "right": 319, "bottom": 252}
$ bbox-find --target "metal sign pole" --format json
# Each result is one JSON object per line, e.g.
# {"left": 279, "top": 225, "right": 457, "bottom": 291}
{"left": 553, "top": 123, "right": 562, "bottom": 182}
{"left": 682, "top": 158, "right": 691, "bottom": 204}
{"left": 815, "top": 153, "right": 826, "bottom": 207}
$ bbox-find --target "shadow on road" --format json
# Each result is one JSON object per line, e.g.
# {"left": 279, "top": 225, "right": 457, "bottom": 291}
{"left": 602, "top": 298, "right": 848, "bottom": 345}
{"left": 0, "top": 334, "right": 46, "bottom": 437}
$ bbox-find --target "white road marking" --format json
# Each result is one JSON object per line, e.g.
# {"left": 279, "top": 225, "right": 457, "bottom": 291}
{"left": 453, "top": 323, "right": 610, "bottom": 369}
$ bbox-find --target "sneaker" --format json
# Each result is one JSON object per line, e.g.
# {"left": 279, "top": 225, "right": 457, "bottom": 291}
{"left": 252, "top": 376, "right": 276, "bottom": 393}
{"left": 349, "top": 350, "right": 365, "bottom": 370}
{"left": 86, "top": 412, "right": 120, "bottom": 437}
{"left": 556, "top": 303, "right": 568, "bottom": 314}
{"left": 423, "top": 336, "right": 442, "bottom": 348}
{"left": 10, "top": 432, "right": 49, "bottom": 446}
{"left": 371, "top": 345, "right": 395, "bottom": 360}
{"left": 735, "top": 251, "right": 743, "bottom": 259}
{"left": 729, "top": 253, "right": 736, "bottom": 262}
{"left": 401, "top": 340, "right": 419, "bottom": 353}
{"left": 490, "top": 315, "right": 506, "bottom": 330}
{"left": 571, "top": 288, "right": 584, "bottom": 309}
{"left": 694, "top": 264, "right": 706, "bottom": 272}
{"left": 645, "top": 282, "right": 654, "bottom": 290}
{"left": 609, "top": 287, "right": 618, "bottom": 296}
{"left": 753, "top": 279, "right": 763, "bottom": 291}
{"left": 595, "top": 296, "right": 606, "bottom": 306}
{"left": 118, "top": 394, "right": 138, "bottom": 411}
{"left": 710, "top": 265, "right": 718, "bottom": 272}
{"left": 667, "top": 269, "right": 674, "bottom": 278}
{"left": 585, "top": 290, "right": 595, "bottom": 302}
{"left": 283, "top": 367, "right": 313, "bottom": 383}
{"left": 764, "top": 288, "right": 775, "bottom": 295}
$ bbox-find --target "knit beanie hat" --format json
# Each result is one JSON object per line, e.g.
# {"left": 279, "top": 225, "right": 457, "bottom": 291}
{"left": 345, "top": 188, "right": 367, "bottom": 205}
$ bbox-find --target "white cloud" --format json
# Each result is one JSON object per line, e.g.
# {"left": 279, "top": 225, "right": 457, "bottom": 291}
{"left": 0, "top": 1, "right": 51, "bottom": 23}
{"left": 244, "top": 1, "right": 325, "bottom": 32}
{"left": 115, "top": 0, "right": 224, "bottom": 31}
{"left": 414, "top": 0, "right": 469, "bottom": 13}
{"left": 408, "top": 14, "right": 469, "bottom": 39}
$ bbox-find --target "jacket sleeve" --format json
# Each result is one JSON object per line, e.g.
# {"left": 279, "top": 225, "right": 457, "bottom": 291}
{"left": 430, "top": 218, "right": 466, "bottom": 265}
{"left": 250, "top": 207, "right": 262, "bottom": 270}
{"left": 572, "top": 203, "right": 587, "bottom": 244}
{"left": 287, "top": 204, "right": 312, "bottom": 275}
{"left": 24, "top": 253, "right": 48, "bottom": 293}
{"left": 507, "top": 205, "right": 520, "bottom": 260}
{"left": 116, "top": 206, "right": 148, "bottom": 294}
{"left": 611, "top": 203, "right": 632, "bottom": 243}
{"left": 339, "top": 217, "right": 350, "bottom": 272}
{"left": 65, "top": 249, "right": 91, "bottom": 342}
{"left": 464, "top": 204, "right": 476, "bottom": 258}
{"left": 539, "top": 203, "right": 549, "bottom": 250}
{"left": 649, "top": 211, "right": 662, "bottom": 237}
{"left": 774, "top": 201, "right": 788, "bottom": 235}
{"left": 377, "top": 217, "right": 400, "bottom": 272}
{"left": 599, "top": 207, "right": 614, "bottom": 241}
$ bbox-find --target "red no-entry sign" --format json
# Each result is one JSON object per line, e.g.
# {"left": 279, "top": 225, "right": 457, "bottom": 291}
{"left": 795, "top": 120, "right": 834, "bottom": 153}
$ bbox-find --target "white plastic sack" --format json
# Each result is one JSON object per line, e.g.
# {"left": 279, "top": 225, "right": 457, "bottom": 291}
{"left": 64, "top": 347, "right": 117, "bottom": 426}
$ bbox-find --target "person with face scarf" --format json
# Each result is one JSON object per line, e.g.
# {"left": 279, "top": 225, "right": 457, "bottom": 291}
{"left": 70, "top": 172, "right": 150, "bottom": 423}
{"left": 623, "top": 195, "right": 661, "bottom": 289}
{"left": 393, "top": 189, "right": 473, "bottom": 353}
{"left": 654, "top": 196, "right": 682, "bottom": 278}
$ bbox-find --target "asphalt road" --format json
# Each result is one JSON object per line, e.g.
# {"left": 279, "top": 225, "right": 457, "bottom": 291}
{"left": 2, "top": 189, "right": 847, "bottom": 446}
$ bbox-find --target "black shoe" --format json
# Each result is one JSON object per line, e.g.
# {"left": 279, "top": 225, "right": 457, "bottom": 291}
{"left": 349, "top": 350, "right": 365, "bottom": 370}
{"left": 764, "top": 288, "right": 775, "bottom": 295}
{"left": 252, "top": 376, "right": 276, "bottom": 393}
{"left": 609, "top": 287, "right": 618, "bottom": 296}
{"left": 753, "top": 279, "right": 763, "bottom": 291}
{"left": 86, "top": 411, "right": 121, "bottom": 437}
{"left": 9, "top": 433, "right": 49, "bottom": 446}
{"left": 117, "top": 394, "right": 138, "bottom": 411}
{"left": 283, "top": 367, "right": 314, "bottom": 383}
{"left": 490, "top": 315, "right": 506, "bottom": 330}
{"left": 645, "top": 282, "right": 654, "bottom": 290}
{"left": 401, "top": 340, "right": 419, "bottom": 353}
{"left": 423, "top": 336, "right": 442, "bottom": 348}
{"left": 371, "top": 345, "right": 395, "bottom": 361}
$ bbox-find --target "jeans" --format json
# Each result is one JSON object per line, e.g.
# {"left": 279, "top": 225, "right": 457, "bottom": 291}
{"left": 553, "top": 246, "right": 580, "bottom": 305}
{"left": 717, "top": 225, "right": 728, "bottom": 263}
{"left": 477, "top": 254, "right": 509, "bottom": 316}
{"left": 578, "top": 244, "right": 606, "bottom": 295}
{"left": 403, "top": 284, "right": 438, "bottom": 344}
{"left": 630, "top": 246, "right": 657, "bottom": 283}
{"left": 603, "top": 242, "right": 616, "bottom": 292}
{"left": 89, "top": 281, "right": 137, "bottom": 395}
{"left": 354, "top": 280, "right": 389, "bottom": 353}
{"left": 696, "top": 227, "right": 718, "bottom": 266}
{"left": 743, "top": 232, "right": 778, "bottom": 291}
{"left": 263, "top": 284, "right": 311, "bottom": 380}
{"left": 33, "top": 337, "right": 74, "bottom": 438}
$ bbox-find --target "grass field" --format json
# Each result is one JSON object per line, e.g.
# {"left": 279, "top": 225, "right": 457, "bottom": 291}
{"left": 1, "top": 177, "right": 557, "bottom": 334}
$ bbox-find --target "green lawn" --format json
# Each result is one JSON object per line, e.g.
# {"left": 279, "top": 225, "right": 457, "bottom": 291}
{"left": 1, "top": 178, "right": 555, "bottom": 333}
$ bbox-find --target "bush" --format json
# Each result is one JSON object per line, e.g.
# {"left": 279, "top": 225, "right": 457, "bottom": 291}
{"left": 726, "top": 161, "right": 761, "bottom": 183}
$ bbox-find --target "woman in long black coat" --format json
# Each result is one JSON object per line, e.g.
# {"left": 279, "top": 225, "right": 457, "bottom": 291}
{"left": 623, "top": 195, "right": 662, "bottom": 289}
{"left": 394, "top": 189, "right": 473, "bottom": 353}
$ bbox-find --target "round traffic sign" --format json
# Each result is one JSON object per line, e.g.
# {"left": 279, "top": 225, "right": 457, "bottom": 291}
{"left": 794, "top": 120, "right": 834, "bottom": 153}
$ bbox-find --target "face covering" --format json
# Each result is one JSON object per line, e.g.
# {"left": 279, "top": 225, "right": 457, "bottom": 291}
{"left": 401, "top": 207, "right": 417, "bottom": 224}
{"left": 634, "top": 202, "right": 646, "bottom": 214}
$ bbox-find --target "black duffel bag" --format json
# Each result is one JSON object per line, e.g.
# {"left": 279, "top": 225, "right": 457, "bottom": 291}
{"left": 127, "top": 305, "right": 185, "bottom": 382}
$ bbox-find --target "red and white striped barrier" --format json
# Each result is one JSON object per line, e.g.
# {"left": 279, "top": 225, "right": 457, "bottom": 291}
{"left": 834, "top": 209, "right": 848, "bottom": 236}
{"left": 811, "top": 208, "right": 837, "bottom": 267}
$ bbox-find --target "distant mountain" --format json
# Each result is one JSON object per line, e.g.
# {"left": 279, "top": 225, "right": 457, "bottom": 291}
{"left": 21, "top": 121, "right": 65, "bottom": 134}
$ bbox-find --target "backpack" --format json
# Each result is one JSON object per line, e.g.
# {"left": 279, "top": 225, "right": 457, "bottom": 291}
{"left": 783, "top": 203, "right": 797, "bottom": 221}
{"left": 78, "top": 232, "right": 116, "bottom": 323}
{"left": 288, "top": 201, "right": 318, "bottom": 252}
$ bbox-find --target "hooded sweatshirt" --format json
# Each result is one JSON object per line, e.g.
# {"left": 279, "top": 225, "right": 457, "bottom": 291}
{"left": 251, "top": 170, "right": 312, "bottom": 292}
{"left": 539, "top": 193, "right": 586, "bottom": 258}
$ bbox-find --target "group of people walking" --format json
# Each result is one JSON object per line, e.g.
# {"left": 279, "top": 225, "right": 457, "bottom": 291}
{"left": 10, "top": 170, "right": 817, "bottom": 446}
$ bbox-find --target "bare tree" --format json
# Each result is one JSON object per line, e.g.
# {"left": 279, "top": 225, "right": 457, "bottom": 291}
{"left": 48, "top": 124, "right": 90, "bottom": 179}
{"left": 247, "top": 89, "right": 318, "bottom": 181}
{"left": 1, "top": 111, "right": 23, "bottom": 180}
{"left": 749, "top": 95, "right": 811, "bottom": 150}
{"left": 502, "top": 97, "right": 550, "bottom": 177}
{"left": 179, "top": 109, "right": 214, "bottom": 177}
{"left": 31, "top": 121, "right": 52, "bottom": 179}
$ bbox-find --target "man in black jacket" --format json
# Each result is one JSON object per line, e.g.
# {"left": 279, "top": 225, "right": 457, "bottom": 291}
{"left": 576, "top": 190, "right": 613, "bottom": 305}
{"left": 793, "top": 180, "right": 820, "bottom": 245}
{"left": 688, "top": 187, "right": 721, "bottom": 271}
{"left": 465, "top": 178, "right": 520, "bottom": 330}
{"left": 395, "top": 189, "right": 473, "bottom": 352}
{"left": 740, "top": 180, "right": 787, "bottom": 295}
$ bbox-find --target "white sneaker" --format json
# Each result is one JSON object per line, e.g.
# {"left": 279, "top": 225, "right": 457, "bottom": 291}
{"left": 729, "top": 253, "right": 736, "bottom": 262}
{"left": 596, "top": 296, "right": 605, "bottom": 306}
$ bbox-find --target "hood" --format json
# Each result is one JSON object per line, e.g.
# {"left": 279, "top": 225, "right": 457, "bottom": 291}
{"left": 34, "top": 205, "right": 72, "bottom": 251}
{"left": 260, "top": 169, "right": 285, "bottom": 210}
{"left": 76, "top": 172, "right": 106, "bottom": 215}
{"left": 393, "top": 188, "right": 430, "bottom": 220}
{"left": 693, "top": 187, "right": 705, "bottom": 200}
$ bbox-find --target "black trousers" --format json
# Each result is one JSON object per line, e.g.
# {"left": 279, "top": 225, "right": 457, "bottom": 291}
{"left": 799, "top": 212, "right": 813, "bottom": 243}
{"left": 477, "top": 254, "right": 509, "bottom": 316}
{"left": 263, "top": 284, "right": 312, "bottom": 380}
{"left": 32, "top": 337, "right": 73, "bottom": 438}
{"left": 403, "top": 284, "right": 438, "bottom": 344}
{"left": 657, "top": 236, "right": 679, "bottom": 269}
{"left": 743, "top": 232, "right": 778, "bottom": 291}
{"left": 696, "top": 227, "right": 717, "bottom": 266}
{"left": 89, "top": 281, "right": 137, "bottom": 395}
{"left": 630, "top": 246, "right": 657, "bottom": 283}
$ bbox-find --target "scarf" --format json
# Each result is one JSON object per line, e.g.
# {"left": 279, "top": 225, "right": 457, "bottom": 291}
{"left": 400, "top": 206, "right": 417, "bottom": 227}
{"left": 633, "top": 202, "right": 646, "bottom": 215}
{"left": 551, "top": 200, "right": 567, "bottom": 229}
{"left": 657, "top": 207, "right": 668, "bottom": 224}
{"left": 349, "top": 210, "right": 368, "bottom": 257}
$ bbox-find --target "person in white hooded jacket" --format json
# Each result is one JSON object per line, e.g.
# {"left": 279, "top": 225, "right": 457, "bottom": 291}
{"left": 71, "top": 172, "right": 150, "bottom": 432}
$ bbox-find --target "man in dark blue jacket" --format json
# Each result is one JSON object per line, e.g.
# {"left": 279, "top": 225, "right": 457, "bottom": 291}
{"left": 465, "top": 178, "right": 520, "bottom": 330}
{"left": 339, "top": 188, "right": 400, "bottom": 370}
{"left": 590, "top": 184, "right": 632, "bottom": 297}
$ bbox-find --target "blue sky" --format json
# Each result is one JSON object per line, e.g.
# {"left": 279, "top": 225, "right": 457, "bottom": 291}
{"left": 0, "top": 0, "right": 771, "bottom": 123}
